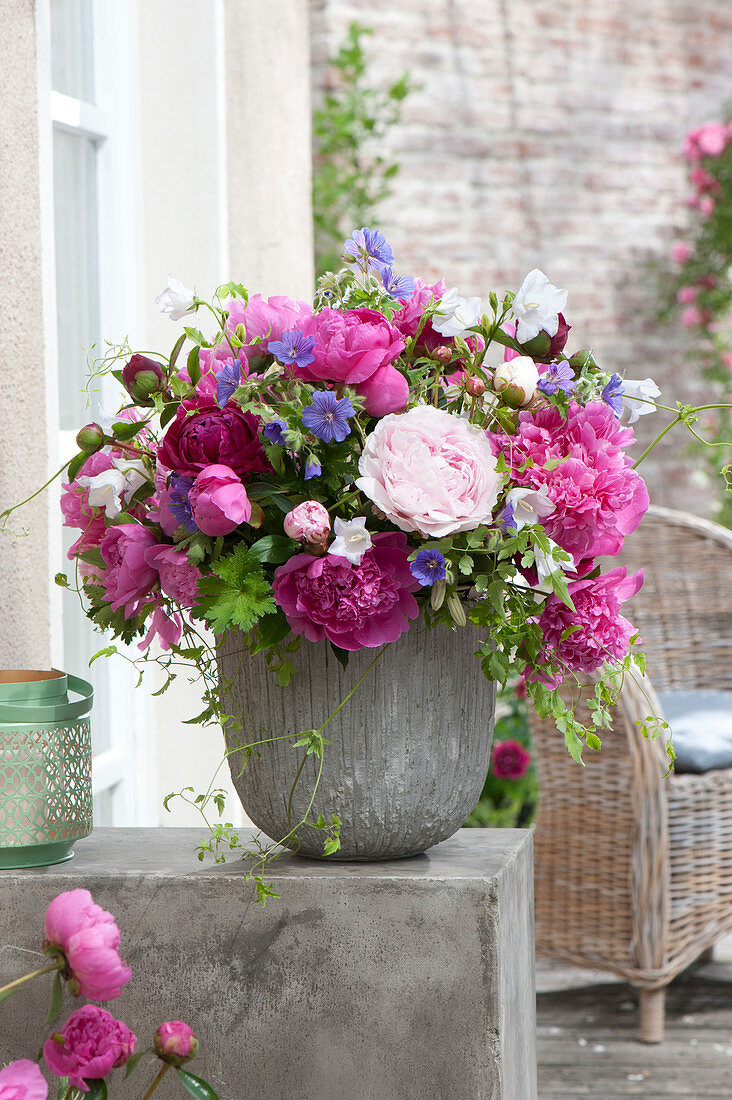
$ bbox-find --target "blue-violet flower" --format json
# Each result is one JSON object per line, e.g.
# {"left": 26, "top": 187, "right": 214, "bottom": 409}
{"left": 302, "top": 391, "right": 354, "bottom": 444}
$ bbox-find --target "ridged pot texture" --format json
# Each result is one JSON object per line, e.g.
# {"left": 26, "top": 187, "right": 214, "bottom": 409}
{"left": 217, "top": 621, "right": 496, "bottom": 860}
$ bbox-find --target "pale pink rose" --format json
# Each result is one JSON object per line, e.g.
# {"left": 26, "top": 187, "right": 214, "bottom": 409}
{"left": 187, "top": 464, "right": 251, "bottom": 536}
{"left": 0, "top": 1060, "right": 48, "bottom": 1100}
{"left": 681, "top": 305, "right": 703, "bottom": 327}
{"left": 696, "top": 122, "right": 727, "bottom": 157}
{"left": 44, "top": 889, "right": 131, "bottom": 1001}
{"left": 356, "top": 405, "right": 502, "bottom": 537}
{"left": 676, "top": 285, "right": 698, "bottom": 304}
{"left": 99, "top": 525, "right": 159, "bottom": 618}
{"left": 44, "top": 1005, "right": 136, "bottom": 1090}
{"left": 670, "top": 241, "right": 691, "bottom": 263}
{"left": 283, "top": 501, "right": 331, "bottom": 544}
{"left": 154, "top": 1021, "right": 199, "bottom": 1066}
{"left": 699, "top": 195, "right": 715, "bottom": 216}
{"left": 356, "top": 362, "right": 409, "bottom": 417}
{"left": 144, "top": 544, "right": 202, "bottom": 606}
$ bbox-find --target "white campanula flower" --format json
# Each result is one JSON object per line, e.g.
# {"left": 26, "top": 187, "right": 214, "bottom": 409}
{"left": 155, "top": 275, "right": 195, "bottom": 321}
{"left": 432, "top": 288, "right": 483, "bottom": 339}
{"left": 504, "top": 486, "right": 555, "bottom": 531}
{"left": 532, "top": 539, "right": 574, "bottom": 585}
{"left": 512, "top": 269, "right": 568, "bottom": 344}
{"left": 328, "top": 516, "right": 373, "bottom": 565}
{"left": 620, "top": 378, "right": 661, "bottom": 424}
{"left": 78, "top": 459, "right": 147, "bottom": 519}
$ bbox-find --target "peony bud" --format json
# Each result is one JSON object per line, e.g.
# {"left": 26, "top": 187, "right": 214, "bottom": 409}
{"left": 492, "top": 356, "right": 539, "bottom": 407}
{"left": 122, "top": 354, "right": 167, "bottom": 405}
{"left": 154, "top": 1021, "right": 199, "bottom": 1067}
{"left": 519, "top": 313, "right": 570, "bottom": 363}
{"left": 567, "top": 348, "right": 598, "bottom": 372}
{"left": 188, "top": 464, "right": 251, "bottom": 536}
{"left": 284, "top": 501, "right": 331, "bottom": 544}
{"left": 465, "top": 375, "right": 486, "bottom": 397}
{"left": 75, "top": 423, "right": 105, "bottom": 454}
{"left": 432, "top": 346, "right": 453, "bottom": 366}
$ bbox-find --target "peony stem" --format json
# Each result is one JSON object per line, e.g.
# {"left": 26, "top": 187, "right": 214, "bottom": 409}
{"left": 0, "top": 961, "right": 61, "bottom": 999}
{"left": 141, "top": 1062, "right": 171, "bottom": 1100}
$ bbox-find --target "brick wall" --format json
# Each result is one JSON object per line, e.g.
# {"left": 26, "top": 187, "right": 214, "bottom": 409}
{"left": 310, "top": 0, "right": 732, "bottom": 513}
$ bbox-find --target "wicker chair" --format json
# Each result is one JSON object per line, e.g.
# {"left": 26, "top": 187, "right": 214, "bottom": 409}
{"left": 529, "top": 506, "right": 732, "bottom": 1043}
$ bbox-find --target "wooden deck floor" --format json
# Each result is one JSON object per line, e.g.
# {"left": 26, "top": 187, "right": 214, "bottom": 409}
{"left": 536, "top": 936, "right": 732, "bottom": 1098}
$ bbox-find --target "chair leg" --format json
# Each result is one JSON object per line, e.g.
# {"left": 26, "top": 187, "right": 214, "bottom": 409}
{"left": 639, "top": 987, "right": 666, "bottom": 1043}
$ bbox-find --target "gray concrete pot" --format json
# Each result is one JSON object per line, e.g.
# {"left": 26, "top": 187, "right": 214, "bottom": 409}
{"left": 218, "top": 621, "right": 496, "bottom": 860}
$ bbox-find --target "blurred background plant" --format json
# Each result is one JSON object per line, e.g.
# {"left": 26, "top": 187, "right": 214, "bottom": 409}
{"left": 464, "top": 681, "right": 538, "bottom": 829}
{"left": 658, "top": 118, "right": 732, "bottom": 525}
{"left": 312, "top": 22, "right": 415, "bottom": 277}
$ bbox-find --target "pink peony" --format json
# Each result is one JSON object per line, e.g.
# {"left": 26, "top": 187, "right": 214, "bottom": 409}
{"left": 273, "top": 531, "right": 419, "bottom": 650}
{"left": 299, "top": 308, "right": 404, "bottom": 385}
{"left": 0, "top": 1060, "right": 48, "bottom": 1100}
{"left": 100, "top": 524, "right": 159, "bottom": 618}
{"left": 283, "top": 501, "right": 331, "bottom": 544}
{"left": 356, "top": 362, "right": 409, "bottom": 417}
{"left": 154, "top": 1021, "right": 199, "bottom": 1066}
{"left": 144, "top": 544, "right": 201, "bottom": 606}
{"left": 187, "top": 464, "right": 251, "bottom": 536}
{"left": 157, "top": 393, "right": 271, "bottom": 480}
{"left": 139, "top": 604, "right": 183, "bottom": 652}
{"left": 670, "top": 241, "right": 691, "bottom": 264}
{"left": 61, "top": 451, "right": 117, "bottom": 558}
{"left": 492, "top": 401, "right": 649, "bottom": 569}
{"left": 391, "top": 277, "right": 447, "bottom": 354}
{"left": 537, "top": 566, "right": 644, "bottom": 674}
{"left": 197, "top": 294, "right": 312, "bottom": 377}
{"left": 44, "top": 889, "right": 131, "bottom": 1001}
{"left": 357, "top": 405, "right": 502, "bottom": 537}
{"left": 492, "top": 739, "right": 532, "bottom": 780}
{"left": 43, "top": 1005, "right": 136, "bottom": 1090}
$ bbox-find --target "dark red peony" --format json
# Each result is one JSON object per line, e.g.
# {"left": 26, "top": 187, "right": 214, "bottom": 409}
{"left": 157, "top": 393, "right": 271, "bottom": 479}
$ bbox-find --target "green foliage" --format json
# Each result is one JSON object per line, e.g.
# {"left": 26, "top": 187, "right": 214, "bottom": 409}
{"left": 193, "top": 543, "right": 276, "bottom": 635}
{"left": 464, "top": 687, "right": 538, "bottom": 829}
{"left": 312, "top": 23, "right": 415, "bottom": 275}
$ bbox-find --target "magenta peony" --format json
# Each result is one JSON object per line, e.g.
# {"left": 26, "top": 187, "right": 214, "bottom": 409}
{"left": 61, "top": 451, "right": 116, "bottom": 558}
{"left": 283, "top": 500, "right": 331, "bottom": 544}
{"left": 391, "top": 277, "right": 447, "bottom": 354}
{"left": 99, "top": 524, "right": 159, "bottom": 618}
{"left": 492, "top": 740, "right": 532, "bottom": 780}
{"left": 357, "top": 405, "right": 502, "bottom": 537}
{"left": 139, "top": 604, "right": 183, "bottom": 652}
{"left": 154, "top": 1021, "right": 199, "bottom": 1066}
{"left": 157, "top": 393, "right": 271, "bottom": 480}
{"left": 273, "top": 531, "right": 419, "bottom": 650}
{"left": 299, "top": 307, "right": 404, "bottom": 386}
{"left": 356, "top": 362, "right": 409, "bottom": 417}
{"left": 144, "top": 544, "right": 202, "bottom": 606}
{"left": 187, "top": 463, "right": 251, "bottom": 536}
{"left": 43, "top": 889, "right": 131, "bottom": 1001}
{"left": 493, "top": 401, "right": 649, "bottom": 569}
{"left": 0, "top": 1060, "right": 48, "bottom": 1100}
{"left": 537, "top": 566, "right": 644, "bottom": 675}
{"left": 43, "top": 1005, "right": 136, "bottom": 1090}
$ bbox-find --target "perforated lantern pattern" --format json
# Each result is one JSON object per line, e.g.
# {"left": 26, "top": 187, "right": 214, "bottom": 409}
{"left": 0, "top": 672, "right": 94, "bottom": 867}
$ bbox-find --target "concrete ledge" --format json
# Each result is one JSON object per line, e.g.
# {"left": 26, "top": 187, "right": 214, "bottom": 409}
{"left": 0, "top": 828, "right": 536, "bottom": 1099}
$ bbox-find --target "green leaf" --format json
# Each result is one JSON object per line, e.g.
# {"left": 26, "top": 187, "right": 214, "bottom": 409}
{"left": 247, "top": 534, "right": 299, "bottom": 564}
{"left": 323, "top": 836, "right": 341, "bottom": 856}
{"left": 177, "top": 1068, "right": 220, "bottom": 1100}
{"left": 111, "top": 419, "right": 148, "bottom": 441}
{"left": 169, "top": 332, "right": 186, "bottom": 369}
{"left": 187, "top": 345, "right": 202, "bottom": 385}
{"left": 89, "top": 645, "right": 117, "bottom": 666}
{"left": 217, "top": 280, "right": 248, "bottom": 301}
{"left": 0, "top": 985, "right": 20, "bottom": 1005}
{"left": 123, "top": 1051, "right": 147, "bottom": 1078}
{"left": 193, "top": 544, "right": 275, "bottom": 635}
{"left": 66, "top": 452, "right": 88, "bottom": 483}
{"left": 44, "top": 970, "right": 64, "bottom": 1026}
{"left": 329, "top": 642, "right": 350, "bottom": 670}
{"left": 160, "top": 402, "right": 179, "bottom": 429}
{"left": 183, "top": 326, "right": 208, "bottom": 347}
{"left": 82, "top": 1079, "right": 108, "bottom": 1100}
{"left": 55, "top": 573, "right": 70, "bottom": 588}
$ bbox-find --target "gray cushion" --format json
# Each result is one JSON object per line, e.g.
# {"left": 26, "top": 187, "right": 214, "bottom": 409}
{"left": 657, "top": 691, "right": 732, "bottom": 774}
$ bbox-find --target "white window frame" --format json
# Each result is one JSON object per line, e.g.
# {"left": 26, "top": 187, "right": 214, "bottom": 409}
{"left": 40, "top": 0, "right": 156, "bottom": 826}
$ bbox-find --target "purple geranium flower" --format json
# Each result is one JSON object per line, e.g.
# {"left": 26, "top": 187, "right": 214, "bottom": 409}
{"left": 268, "top": 329, "right": 316, "bottom": 370}
{"left": 343, "top": 227, "right": 394, "bottom": 273}
{"left": 409, "top": 549, "right": 447, "bottom": 586}
{"left": 381, "top": 268, "right": 416, "bottom": 300}
{"left": 216, "top": 359, "right": 242, "bottom": 408}
{"left": 498, "top": 501, "right": 516, "bottom": 532}
{"left": 302, "top": 391, "right": 354, "bottom": 443}
{"left": 304, "top": 456, "right": 321, "bottom": 480}
{"left": 169, "top": 475, "right": 197, "bottom": 532}
{"left": 537, "top": 360, "right": 576, "bottom": 397}
{"left": 602, "top": 373, "right": 624, "bottom": 417}
{"left": 264, "top": 420, "right": 288, "bottom": 446}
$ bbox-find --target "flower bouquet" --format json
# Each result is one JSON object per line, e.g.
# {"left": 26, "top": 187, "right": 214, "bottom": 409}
{"left": 7, "top": 226, "right": 679, "bottom": 895}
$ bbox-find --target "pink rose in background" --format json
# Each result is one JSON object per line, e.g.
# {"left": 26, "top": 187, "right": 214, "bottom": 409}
{"left": 676, "top": 286, "right": 698, "bottom": 304}
{"left": 689, "top": 166, "right": 717, "bottom": 193}
{"left": 357, "top": 405, "right": 501, "bottom": 537}
{"left": 158, "top": 393, "right": 271, "bottom": 480}
{"left": 356, "top": 362, "right": 409, "bottom": 417}
{"left": 683, "top": 121, "right": 727, "bottom": 160}
{"left": 43, "top": 1005, "right": 136, "bottom": 1090}
{"left": 44, "top": 889, "right": 131, "bottom": 1001}
{"left": 100, "top": 525, "right": 159, "bottom": 618}
{"left": 154, "top": 1021, "right": 199, "bottom": 1066}
{"left": 144, "top": 544, "right": 202, "bottom": 606}
{"left": 0, "top": 1060, "right": 48, "bottom": 1100}
{"left": 283, "top": 501, "right": 331, "bottom": 544}
{"left": 538, "top": 566, "right": 644, "bottom": 674}
{"left": 670, "top": 241, "right": 691, "bottom": 264}
{"left": 273, "top": 531, "right": 420, "bottom": 650}
{"left": 187, "top": 464, "right": 251, "bottom": 536}
{"left": 699, "top": 195, "right": 715, "bottom": 216}
{"left": 492, "top": 740, "right": 532, "bottom": 780}
{"left": 493, "top": 401, "right": 649, "bottom": 569}
{"left": 299, "top": 308, "right": 405, "bottom": 385}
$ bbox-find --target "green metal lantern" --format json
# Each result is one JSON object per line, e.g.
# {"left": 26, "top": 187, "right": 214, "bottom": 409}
{"left": 0, "top": 670, "right": 93, "bottom": 868}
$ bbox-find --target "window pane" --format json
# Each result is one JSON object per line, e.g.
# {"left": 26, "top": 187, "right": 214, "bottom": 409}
{"left": 53, "top": 128, "right": 100, "bottom": 430}
{"left": 50, "top": 0, "right": 95, "bottom": 102}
